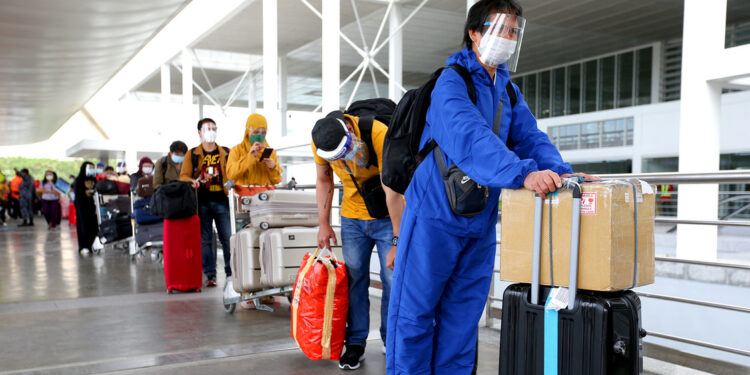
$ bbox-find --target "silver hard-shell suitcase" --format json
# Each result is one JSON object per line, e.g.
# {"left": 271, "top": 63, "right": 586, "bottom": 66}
{"left": 259, "top": 226, "right": 344, "bottom": 288}
{"left": 246, "top": 190, "right": 318, "bottom": 230}
{"left": 230, "top": 226, "right": 266, "bottom": 293}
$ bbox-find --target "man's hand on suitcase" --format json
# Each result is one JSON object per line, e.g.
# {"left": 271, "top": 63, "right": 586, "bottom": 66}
{"left": 524, "top": 170, "right": 562, "bottom": 199}
{"left": 317, "top": 224, "right": 338, "bottom": 250}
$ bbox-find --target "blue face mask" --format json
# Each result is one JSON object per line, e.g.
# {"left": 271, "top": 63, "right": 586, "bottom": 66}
{"left": 171, "top": 154, "right": 185, "bottom": 164}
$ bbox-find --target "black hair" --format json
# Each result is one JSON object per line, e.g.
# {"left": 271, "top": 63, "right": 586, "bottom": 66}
{"left": 463, "top": 0, "right": 523, "bottom": 50}
{"left": 170, "top": 140, "right": 188, "bottom": 154}
{"left": 21, "top": 168, "right": 29, "bottom": 175}
{"left": 197, "top": 118, "right": 216, "bottom": 131}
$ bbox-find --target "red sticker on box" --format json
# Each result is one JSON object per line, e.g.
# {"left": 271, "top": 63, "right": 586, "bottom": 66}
{"left": 581, "top": 192, "right": 597, "bottom": 215}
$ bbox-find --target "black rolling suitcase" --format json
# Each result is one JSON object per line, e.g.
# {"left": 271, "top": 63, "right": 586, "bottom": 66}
{"left": 499, "top": 182, "right": 645, "bottom": 375}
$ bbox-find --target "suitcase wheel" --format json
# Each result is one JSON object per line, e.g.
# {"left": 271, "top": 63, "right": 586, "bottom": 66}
{"left": 167, "top": 288, "right": 172, "bottom": 294}
{"left": 224, "top": 303, "right": 236, "bottom": 314}
{"left": 258, "top": 192, "right": 269, "bottom": 201}
{"left": 259, "top": 222, "right": 269, "bottom": 230}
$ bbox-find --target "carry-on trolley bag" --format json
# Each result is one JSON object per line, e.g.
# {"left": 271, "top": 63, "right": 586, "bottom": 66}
{"left": 499, "top": 180, "right": 645, "bottom": 375}
{"left": 259, "top": 227, "right": 344, "bottom": 288}
{"left": 163, "top": 215, "right": 202, "bottom": 293}
{"left": 135, "top": 221, "right": 164, "bottom": 247}
{"left": 245, "top": 190, "right": 318, "bottom": 230}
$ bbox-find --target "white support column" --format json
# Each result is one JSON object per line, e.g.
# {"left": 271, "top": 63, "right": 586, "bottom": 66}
{"left": 388, "top": 3, "right": 403, "bottom": 102}
{"left": 675, "top": 0, "right": 727, "bottom": 260}
{"left": 279, "top": 56, "right": 288, "bottom": 136}
{"left": 181, "top": 49, "right": 193, "bottom": 106}
{"left": 248, "top": 73, "right": 257, "bottom": 113}
{"left": 322, "top": 0, "right": 340, "bottom": 113}
{"left": 160, "top": 64, "right": 171, "bottom": 104}
{"left": 263, "top": 0, "right": 280, "bottom": 140}
{"left": 651, "top": 42, "right": 662, "bottom": 104}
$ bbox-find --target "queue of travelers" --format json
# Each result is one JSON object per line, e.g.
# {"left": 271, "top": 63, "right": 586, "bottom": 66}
{"left": 9, "top": 0, "right": 596, "bottom": 372}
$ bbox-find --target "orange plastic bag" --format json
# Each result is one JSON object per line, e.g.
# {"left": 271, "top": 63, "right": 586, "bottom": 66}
{"left": 291, "top": 248, "right": 348, "bottom": 361}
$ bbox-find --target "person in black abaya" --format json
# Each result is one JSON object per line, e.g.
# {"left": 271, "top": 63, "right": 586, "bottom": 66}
{"left": 74, "top": 162, "right": 98, "bottom": 255}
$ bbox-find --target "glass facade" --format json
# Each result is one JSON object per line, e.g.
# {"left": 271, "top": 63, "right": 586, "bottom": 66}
{"left": 547, "top": 117, "right": 633, "bottom": 150}
{"left": 513, "top": 47, "right": 653, "bottom": 118}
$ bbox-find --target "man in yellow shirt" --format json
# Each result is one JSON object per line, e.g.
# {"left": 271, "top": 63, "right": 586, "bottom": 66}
{"left": 312, "top": 111, "right": 404, "bottom": 370}
{"left": 227, "top": 113, "right": 283, "bottom": 186}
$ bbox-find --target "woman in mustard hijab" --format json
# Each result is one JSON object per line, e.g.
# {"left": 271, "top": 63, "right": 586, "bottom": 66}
{"left": 227, "top": 113, "right": 283, "bottom": 186}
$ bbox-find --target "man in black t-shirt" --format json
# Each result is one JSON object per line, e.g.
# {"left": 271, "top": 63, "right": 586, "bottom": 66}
{"left": 180, "top": 118, "right": 232, "bottom": 288}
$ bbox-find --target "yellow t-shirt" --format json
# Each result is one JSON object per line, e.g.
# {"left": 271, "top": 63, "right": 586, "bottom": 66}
{"left": 312, "top": 115, "right": 386, "bottom": 220}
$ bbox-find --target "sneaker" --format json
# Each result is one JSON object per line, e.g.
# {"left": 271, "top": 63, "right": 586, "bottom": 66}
{"left": 206, "top": 275, "right": 217, "bottom": 287}
{"left": 80, "top": 248, "right": 91, "bottom": 255}
{"left": 338, "top": 345, "right": 366, "bottom": 370}
{"left": 381, "top": 345, "right": 386, "bottom": 355}
{"left": 223, "top": 277, "right": 240, "bottom": 299}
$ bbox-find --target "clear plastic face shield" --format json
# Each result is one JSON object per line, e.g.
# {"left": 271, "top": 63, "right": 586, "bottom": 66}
{"left": 315, "top": 119, "right": 369, "bottom": 171}
{"left": 478, "top": 12, "right": 526, "bottom": 72}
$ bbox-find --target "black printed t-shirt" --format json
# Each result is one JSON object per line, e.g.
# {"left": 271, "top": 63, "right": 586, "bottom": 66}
{"left": 198, "top": 148, "right": 227, "bottom": 203}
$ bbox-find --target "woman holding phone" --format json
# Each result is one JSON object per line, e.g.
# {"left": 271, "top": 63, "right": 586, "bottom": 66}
{"left": 226, "top": 113, "right": 283, "bottom": 186}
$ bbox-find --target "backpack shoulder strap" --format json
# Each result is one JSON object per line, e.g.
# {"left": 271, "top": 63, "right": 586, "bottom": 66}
{"left": 160, "top": 156, "right": 168, "bottom": 181}
{"left": 190, "top": 147, "right": 200, "bottom": 174}
{"left": 417, "top": 64, "right": 478, "bottom": 162}
{"left": 357, "top": 116, "right": 379, "bottom": 168}
{"left": 506, "top": 81, "right": 517, "bottom": 108}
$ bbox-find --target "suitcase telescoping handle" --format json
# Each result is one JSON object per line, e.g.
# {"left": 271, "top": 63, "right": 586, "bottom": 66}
{"left": 226, "top": 180, "right": 237, "bottom": 235}
{"left": 530, "top": 179, "right": 582, "bottom": 309}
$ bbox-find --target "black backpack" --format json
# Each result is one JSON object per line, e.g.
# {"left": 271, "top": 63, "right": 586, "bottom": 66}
{"left": 381, "top": 64, "right": 517, "bottom": 194}
{"left": 151, "top": 181, "right": 198, "bottom": 219}
{"left": 94, "top": 179, "right": 119, "bottom": 195}
{"left": 343, "top": 98, "right": 397, "bottom": 169}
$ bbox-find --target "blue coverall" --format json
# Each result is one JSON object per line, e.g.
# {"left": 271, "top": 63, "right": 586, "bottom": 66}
{"left": 386, "top": 47, "right": 573, "bottom": 374}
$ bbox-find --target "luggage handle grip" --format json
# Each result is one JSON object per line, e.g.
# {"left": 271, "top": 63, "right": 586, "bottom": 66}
{"left": 530, "top": 180, "right": 582, "bottom": 309}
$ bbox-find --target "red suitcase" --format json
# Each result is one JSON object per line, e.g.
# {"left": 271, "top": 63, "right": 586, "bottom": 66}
{"left": 163, "top": 215, "right": 203, "bottom": 293}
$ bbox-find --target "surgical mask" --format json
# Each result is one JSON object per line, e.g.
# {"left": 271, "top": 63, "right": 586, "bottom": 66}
{"left": 171, "top": 154, "right": 184, "bottom": 164}
{"left": 479, "top": 36, "right": 517, "bottom": 67}
{"left": 202, "top": 129, "right": 217, "bottom": 143}
{"left": 332, "top": 138, "right": 369, "bottom": 170}
{"left": 249, "top": 134, "right": 265, "bottom": 144}
{"left": 69, "top": 178, "right": 75, "bottom": 184}
{"left": 116, "top": 167, "right": 125, "bottom": 173}
{"left": 142, "top": 167, "right": 153, "bottom": 175}
{"left": 96, "top": 168, "right": 103, "bottom": 174}
{"left": 86, "top": 168, "right": 96, "bottom": 177}
{"left": 46, "top": 175, "right": 53, "bottom": 181}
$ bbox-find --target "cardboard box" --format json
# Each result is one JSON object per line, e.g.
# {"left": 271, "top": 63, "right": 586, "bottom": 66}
{"left": 499, "top": 180, "right": 655, "bottom": 291}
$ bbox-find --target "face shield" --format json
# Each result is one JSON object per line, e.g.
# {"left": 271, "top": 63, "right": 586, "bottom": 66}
{"left": 315, "top": 119, "right": 369, "bottom": 171}
{"left": 478, "top": 13, "right": 526, "bottom": 72}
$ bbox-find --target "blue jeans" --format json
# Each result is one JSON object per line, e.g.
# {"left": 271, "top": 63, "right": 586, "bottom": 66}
{"left": 341, "top": 216, "right": 394, "bottom": 347}
{"left": 198, "top": 200, "right": 232, "bottom": 277}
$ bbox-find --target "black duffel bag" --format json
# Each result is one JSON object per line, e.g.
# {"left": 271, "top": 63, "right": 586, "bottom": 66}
{"left": 99, "top": 216, "right": 132, "bottom": 243}
{"left": 95, "top": 179, "right": 119, "bottom": 195}
{"left": 151, "top": 181, "right": 198, "bottom": 219}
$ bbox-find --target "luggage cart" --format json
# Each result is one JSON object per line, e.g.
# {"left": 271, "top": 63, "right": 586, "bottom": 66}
{"left": 222, "top": 182, "right": 293, "bottom": 314}
{"left": 93, "top": 192, "right": 134, "bottom": 255}
{"left": 130, "top": 194, "right": 163, "bottom": 264}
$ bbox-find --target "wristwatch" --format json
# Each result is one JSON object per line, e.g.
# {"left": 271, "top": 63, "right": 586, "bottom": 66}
{"left": 391, "top": 236, "right": 399, "bottom": 246}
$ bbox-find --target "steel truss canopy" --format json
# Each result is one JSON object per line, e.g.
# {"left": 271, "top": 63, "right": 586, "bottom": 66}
{"left": 0, "top": 0, "right": 189, "bottom": 146}
{"left": 3, "top": 0, "right": 750, "bottom": 146}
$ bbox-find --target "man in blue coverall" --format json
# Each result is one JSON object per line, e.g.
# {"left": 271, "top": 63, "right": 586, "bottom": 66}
{"left": 386, "top": 1, "right": 593, "bottom": 373}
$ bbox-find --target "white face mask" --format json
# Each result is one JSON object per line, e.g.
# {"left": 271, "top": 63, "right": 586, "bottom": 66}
{"left": 479, "top": 36, "right": 517, "bottom": 67}
{"left": 116, "top": 167, "right": 125, "bottom": 173}
{"left": 46, "top": 175, "right": 53, "bottom": 181}
{"left": 202, "top": 129, "right": 217, "bottom": 143}
{"left": 142, "top": 167, "right": 153, "bottom": 175}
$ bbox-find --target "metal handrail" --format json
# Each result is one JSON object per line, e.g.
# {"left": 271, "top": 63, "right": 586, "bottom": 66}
{"left": 601, "top": 170, "right": 750, "bottom": 184}
{"left": 637, "top": 292, "right": 750, "bottom": 314}
{"left": 655, "top": 217, "right": 750, "bottom": 227}
{"left": 655, "top": 256, "right": 750, "bottom": 271}
{"left": 647, "top": 331, "right": 750, "bottom": 357}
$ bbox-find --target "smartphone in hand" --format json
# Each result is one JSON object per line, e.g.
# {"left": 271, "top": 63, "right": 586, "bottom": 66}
{"left": 259, "top": 148, "right": 274, "bottom": 161}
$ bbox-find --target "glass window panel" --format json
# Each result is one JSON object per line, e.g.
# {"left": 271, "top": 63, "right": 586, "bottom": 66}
{"left": 626, "top": 118, "right": 634, "bottom": 145}
{"left": 539, "top": 71, "right": 551, "bottom": 118}
{"left": 548, "top": 126, "right": 558, "bottom": 146}
{"left": 567, "top": 65, "right": 581, "bottom": 115}
{"left": 583, "top": 60, "right": 597, "bottom": 113}
{"left": 558, "top": 124, "right": 579, "bottom": 150}
{"left": 552, "top": 67, "right": 565, "bottom": 117}
{"left": 598, "top": 56, "right": 615, "bottom": 110}
{"left": 616, "top": 53, "right": 634, "bottom": 108}
{"left": 580, "top": 122, "right": 600, "bottom": 149}
{"left": 602, "top": 119, "right": 624, "bottom": 147}
{"left": 516, "top": 75, "right": 525, "bottom": 97}
{"left": 636, "top": 48, "right": 652, "bottom": 105}
{"left": 525, "top": 74, "right": 537, "bottom": 117}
